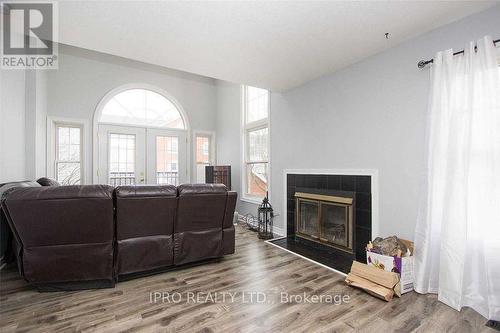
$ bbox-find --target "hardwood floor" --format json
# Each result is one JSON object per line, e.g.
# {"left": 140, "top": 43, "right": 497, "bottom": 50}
{"left": 0, "top": 225, "right": 494, "bottom": 333}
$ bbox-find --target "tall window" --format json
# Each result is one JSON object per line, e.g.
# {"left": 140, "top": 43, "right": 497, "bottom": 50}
{"left": 195, "top": 134, "right": 213, "bottom": 183}
{"left": 55, "top": 124, "right": 82, "bottom": 185}
{"left": 242, "top": 86, "right": 269, "bottom": 200}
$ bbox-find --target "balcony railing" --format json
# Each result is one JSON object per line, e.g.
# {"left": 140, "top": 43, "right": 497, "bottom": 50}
{"left": 108, "top": 171, "right": 178, "bottom": 186}
{"left": 157, "top": 171, "right": 178, "bottom": 185}
{"left": 109, "top": 172, "right": 135, "bottom": 186}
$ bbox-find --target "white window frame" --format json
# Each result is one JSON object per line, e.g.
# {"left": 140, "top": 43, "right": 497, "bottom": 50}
{"left": 241, "top": 85, "right": 271, "bottom": 204}
{"left": 47, "top": 116, "right": 91, "bottom": 185}
{"left": 93, "top": 83, "right": 191, "bottom": 184}
{"left": 192, "top": 130, "right": 216, "bottom": 183}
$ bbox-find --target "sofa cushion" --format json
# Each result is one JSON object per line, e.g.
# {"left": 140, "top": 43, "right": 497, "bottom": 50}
{"left": 174, "top": 184, "right": 228, "bottom": 265}
{"left": 174, "top": 228, "right": 223, "bottom": 265}
{"left": 114, "top": 185, "right": 177, "bottom": 276}
{"left": 36, "top": 177, "right": 60, "bottom": 187}
{"left": 115, "top": 185, "right": 177, "bottom": 240}
{"left": 176, "top": 184, "right": 227, "bottom": 232}
{"left": 115, "top": 184, "right": 177, "bottom": 198}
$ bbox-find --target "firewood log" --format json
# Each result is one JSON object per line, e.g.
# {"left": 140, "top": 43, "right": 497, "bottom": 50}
{"left": 350, "top": 261, "right": 399, "bottom": 289}
{"left": 345, "top": 273, "right": 394, "bottom": 301}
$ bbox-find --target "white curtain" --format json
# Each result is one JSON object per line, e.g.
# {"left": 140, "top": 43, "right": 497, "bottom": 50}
{"left": 414, "top": 36, "right": 500, "bottom": 320}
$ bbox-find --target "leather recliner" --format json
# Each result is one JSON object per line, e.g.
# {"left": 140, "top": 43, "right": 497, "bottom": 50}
{"left": 114, "top": 185, "right": 177, "bottom": 278}
{"left": 1, "top": 183, "right": 237, "bottom": 291}
{"left": 174, "top": 184, "right": 229, "bottom": 265}
{"left": 1, "top": 185, "right": 115, "bottom": 290}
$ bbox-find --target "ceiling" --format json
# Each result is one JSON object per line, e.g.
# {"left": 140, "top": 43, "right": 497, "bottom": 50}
{"left": 57, "top": 1, "right": 496, "bottom": 91}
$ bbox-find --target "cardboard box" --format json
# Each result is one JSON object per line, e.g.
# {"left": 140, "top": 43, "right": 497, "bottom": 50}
{"left": 366, "top": 239, "right": 414, "bottom": 294}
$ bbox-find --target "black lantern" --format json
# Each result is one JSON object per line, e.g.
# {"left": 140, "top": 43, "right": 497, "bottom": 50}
{"left": 258, "top": 192, "right": 274, "bottom": 239}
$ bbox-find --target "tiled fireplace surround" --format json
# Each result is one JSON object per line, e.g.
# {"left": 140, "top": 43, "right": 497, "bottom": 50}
{"left": 282, "top": 171, "right": 375, "bottom": 272}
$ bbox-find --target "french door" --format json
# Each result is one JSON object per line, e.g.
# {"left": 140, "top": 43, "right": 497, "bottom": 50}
{"left": 146, "top": 128, "right": 187, "bottom": 186}
{"left": 97, "top": 125, "right": 187, "bottom": 185}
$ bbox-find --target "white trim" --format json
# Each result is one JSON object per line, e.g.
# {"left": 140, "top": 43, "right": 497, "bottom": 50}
{"left": 92, "top": 83, "right": 191, "bottom": 184}
{"left": 244, "top": 118, "right": 268, "bottom": 131}
{"left": 192, "top": 129, "right": 216, "bottom": 183}
{"left": 272, "top": 224, "right": 285, "bottom": 237}
{"left": 47, "top": 116, "right": 91, "bottom": 184}
{"left": 264, "top": 238, "right": 347, "bottom": 277}
{"left": 282, "top": 169, "right": 379, "bottom": 240}
{"left": 240, "top": 85, "right": 271, "bottom": 203}
{"left": 240, "top": 197, "right": 263, "bottom": 205}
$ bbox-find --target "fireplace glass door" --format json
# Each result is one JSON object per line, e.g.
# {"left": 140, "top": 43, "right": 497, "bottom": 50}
{"left": 297, "top": 200, "right": 319, "bottom": 238}
{"left": 321, "top": 203, "right": 348, "bottom": 247}
{"left": 295, "top": 192, "right": 354, "bottom": 253}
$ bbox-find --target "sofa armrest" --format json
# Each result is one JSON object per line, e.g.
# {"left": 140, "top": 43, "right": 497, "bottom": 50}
{"left": 223, "top": 191, "right": 237, "bottom": 229}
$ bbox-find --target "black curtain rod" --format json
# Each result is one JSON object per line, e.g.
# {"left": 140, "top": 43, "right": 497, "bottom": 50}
{"left": 417, "top": 38, "right": 500, "bottom": 68}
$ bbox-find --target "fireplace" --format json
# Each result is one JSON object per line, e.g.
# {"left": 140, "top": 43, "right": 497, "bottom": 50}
{"left": 295, "top": 191, "right": 354, "bottom": 253}
{"left": 267, "top": 173, "right": 373, "bottom": 273}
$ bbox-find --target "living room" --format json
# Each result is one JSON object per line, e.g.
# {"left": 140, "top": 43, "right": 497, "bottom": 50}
{"left": 1, "top": 1, "right": 499, "bottom": 332}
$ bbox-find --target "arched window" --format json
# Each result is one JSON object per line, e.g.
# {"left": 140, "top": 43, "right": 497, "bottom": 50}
{"left": 99, "top": 88, "right": 185, "bottom": 129}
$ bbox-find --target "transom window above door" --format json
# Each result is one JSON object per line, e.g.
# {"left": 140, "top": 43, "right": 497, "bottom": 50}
{"left": 99, "top": 89, "right": 185, "bottom": 129}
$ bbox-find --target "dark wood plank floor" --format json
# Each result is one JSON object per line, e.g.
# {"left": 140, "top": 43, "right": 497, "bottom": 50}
{"left": 0, "top": 225, "right": 494, "bottom": 332}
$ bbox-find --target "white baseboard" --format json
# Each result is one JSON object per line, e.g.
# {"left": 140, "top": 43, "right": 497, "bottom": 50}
{"left": 272, "top": 225, "right": 286, "bottom": 237}
{"left": 237, "top": 213, "right": 285, "bottom": 237}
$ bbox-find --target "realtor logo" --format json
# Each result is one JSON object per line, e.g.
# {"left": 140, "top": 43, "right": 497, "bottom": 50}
{"left": 1, "top": 1, "right": 58, "bottom": 69}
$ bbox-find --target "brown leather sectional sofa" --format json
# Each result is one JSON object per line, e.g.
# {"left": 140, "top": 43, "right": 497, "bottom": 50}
{"left": 0, "top": 181, "right": 236, "bottom": 291}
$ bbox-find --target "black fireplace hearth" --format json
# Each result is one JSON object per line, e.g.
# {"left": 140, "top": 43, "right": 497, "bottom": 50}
{"left": 269, "top": 173, "right": 372, "bottom": 273}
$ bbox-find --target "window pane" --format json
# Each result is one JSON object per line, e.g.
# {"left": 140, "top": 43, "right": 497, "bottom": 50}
{"left": 248, "top": 127, "right": 268, "bottom": 162}
{"left": 57, "top": 126, "right": 81, "bottom": 161}
{"left": 69, "top": 127, "right": 80, "bottom": 144}
{"left": 57, "top": 162, "right": 81, "bottom": 185}
{"left": 246, "top": 163, "right": 268, "bottom": 197}
{"left": 58, "top": 143, "right": 69, "bottom": 161}
{"left": 196, "top": 136, "right": 210, "bottom": 163}
{"left": 246, "top": 86, "right": 268, "bottom": 123}
{"left": 58, "top": 126, "right": 69, "bottom": 143}
{"left": 156, "top": 136, "right": 178, "bottom": 185}
{"left": 100, "top": 89, "right": 185, "bottom": 129}
{"left": 109, "top": 134, "right": 135, "bottom": 185}
{"left": 69, "top": 145, "right": 80, "bottom": 161}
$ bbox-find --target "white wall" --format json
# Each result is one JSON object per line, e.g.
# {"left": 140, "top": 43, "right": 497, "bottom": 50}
{"left": 216, "top": 81, "right": 241, "bottom": 194}
{"left": 35, "top": 71, "right": 48, "bottom": 179}
{"left": 24, "top": 70, "right": 47, "bottom": 180}
{"left": 46, "top": 44, "right": 218, "bottom": 183}
{"left": 216, "top": 5, "right": 500, "bottom": 239}
{"left": 0, "top": 70, "right": 26, "bottom": 183}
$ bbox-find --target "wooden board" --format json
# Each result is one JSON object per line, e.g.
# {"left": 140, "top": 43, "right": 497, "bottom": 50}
{"left": 350, "top": 261, "right": 399, "bottom": 289}
{"left": 345, "top": 273, "right": 394, "bottom": 301}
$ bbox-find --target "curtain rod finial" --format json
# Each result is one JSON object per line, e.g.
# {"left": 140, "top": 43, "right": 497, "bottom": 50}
{"left": 417, "top": 61, "right": 427, "bottom": 69}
